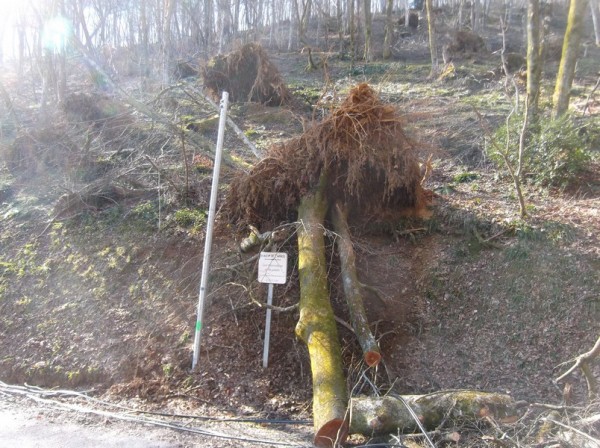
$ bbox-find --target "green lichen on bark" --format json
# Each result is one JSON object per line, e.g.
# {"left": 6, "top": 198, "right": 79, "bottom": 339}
{"left": 350, "top": 391, "right": 519, "bottom": 436}
{"left": 295, "top": 177, "right": 349, "bottom": 447}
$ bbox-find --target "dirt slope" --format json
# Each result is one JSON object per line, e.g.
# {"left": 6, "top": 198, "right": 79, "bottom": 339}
{"left": 1, "top": 10, "right": 599, "bottom": 447}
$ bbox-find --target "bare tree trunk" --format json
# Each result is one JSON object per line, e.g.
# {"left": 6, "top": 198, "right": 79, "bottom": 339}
{"left": 349, "top": 0, "right": 356, "bottom": 65}
{"left": 316, "top": 3, "right": 321, "bottom": 47}
{"left": 288, "top": 3, "right": 296, "bottom": 51}
{"left": 217, "top": 0, "right": 230, "bottom": 53}
{"left": 268, "top": 0, "right": 275, "bottom": 47}
{"left": 296, "top": 177, "right": 349, "bottom": 448}
{"left": 383, "top": 0, "right": 394, "bottom": 59}
{"left": 57, "top": 0, "right": 67, "bottom": 103}
{"left": 39, "top": 52, "right": 55, "bottom": 122}
{"left": 162, "top": 0, "right": 177, "bottom": 85}
{"left": 298, "top": 0, "right": 312, "bottom": 44}
{"left": 425, "top": 0, "right": 439, "bottom": 75}
{"left": 74, "top": 1, "right": 94, "bottom": 52}
{"left": 482, "top": 0, "right": 491, "bottom": 30}
{"left": 233, "top": 0, "right": 241, "bottom": 37}
{"left": 17, "top": 14, "right": 26, "bottom": 79}
{"left": 552, "top": 0, "right": 589, "bottom": 117}
{"left": 252, "top": 0, "right": 264, "bottom": 41}
{"left": 0, "top": 80, "right": 18, "bottom": 126}
{"left": 363, "top": 0, "right": 372, "bottom": 61}
{"left": 204, "top": 0, "right": 214, "bottom": 50}
{"left": 471, "top": 0, "right": 480, "bottom": 32}
{"left": 458, "top": 0, "right": 465, "bottom": 29}
{"left": 590, "top": 0, "right": 600, "bottom": 47}
{"left": 526, "top": 0, "right": 542, "bottom": 122}
{"left": 337, "top": 0, "right": 344, "bottom": 56}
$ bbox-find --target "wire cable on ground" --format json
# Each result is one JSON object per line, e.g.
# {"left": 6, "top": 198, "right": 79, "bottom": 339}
{"left": 392, "top": 393, "right": 436, "bottom": 448}
{"left": 0, "top": 381, "right": 311, "bottom": 447}
{"left": 0, "top": 382, "right": 310, "bottom": 424}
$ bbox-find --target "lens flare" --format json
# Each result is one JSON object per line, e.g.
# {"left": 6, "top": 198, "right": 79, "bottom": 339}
{"left": 42, "top": 16, "right": 72, "bottom": 53}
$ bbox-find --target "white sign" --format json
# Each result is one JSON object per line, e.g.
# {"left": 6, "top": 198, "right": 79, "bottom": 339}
{"left": 258, "top": 252, "right": 288, "bottom": 284}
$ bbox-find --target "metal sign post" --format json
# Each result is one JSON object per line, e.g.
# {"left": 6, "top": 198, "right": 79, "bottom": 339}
{"left": 192, "top": 91, "right": 229, "bottom": 370}
{"left": 258, "top": 252, "right": 288, "bottom": 368}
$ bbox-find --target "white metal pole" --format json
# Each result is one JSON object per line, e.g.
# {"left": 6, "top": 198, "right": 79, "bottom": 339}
{"left": 192, "top": 91, "right": 229, "bottom": 370}
{"left": 262, "top": 283, "right": 274, "bottom": 368}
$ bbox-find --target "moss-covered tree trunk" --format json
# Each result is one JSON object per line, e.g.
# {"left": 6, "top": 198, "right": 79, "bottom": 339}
{"left": 552, "top": 0, "right": 589, "bottom": 117}
{"left": 350, "top": 391, "right": 520, "bottom": 436}
{"left": 295, "top": 180, "right": 349, "bottom": 448}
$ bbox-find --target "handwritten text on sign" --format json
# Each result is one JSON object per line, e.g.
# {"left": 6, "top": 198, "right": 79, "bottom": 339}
{"left": 258, "top": 252, "right": 288, "bottom": 284}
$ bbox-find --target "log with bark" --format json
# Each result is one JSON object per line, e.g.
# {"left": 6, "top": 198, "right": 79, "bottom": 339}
{"left": 332, "top": 202, "right": 381, "bottom": 367}
{"left": 350, "top": 390, "right": 521, "bottom": 436}
{"left": 295, "top": 177, "right": 349, "bottom": 448}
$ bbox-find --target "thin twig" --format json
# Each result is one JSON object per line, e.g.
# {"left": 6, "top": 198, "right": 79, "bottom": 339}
{"left": 250, "top": 296, "right": 299, "bottom": 313}
{"left": 183, "top": 88, "right": 263, "bottom": 160}
{"left": 529, "top": 402, "right": 585, "bottom": 412}
{"left": 473, "top": 107, "right": 527, "bottom": 217}
{"left": 392, "top": 394, "right": 437, "bottom": 448}
{"left": 143, "top": 154, "right": 182, "bottom": 195}
{"left": 583, "top": 75, "right": 600, "bottom": 116}
{"left": 545, "top": 417, "right": 600, "bottom": 446}
{"left": 556, "top": 336, "right": 600, "bottom": 399}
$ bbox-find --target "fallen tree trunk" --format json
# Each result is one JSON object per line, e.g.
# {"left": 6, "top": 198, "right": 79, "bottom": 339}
{"left": 350, "top": 390, "right": 520, "bottom": 436}
{"left": 295, "top": 179, "right": 349, "bottom": 448}
{"left": 332, "top": 202, "right": 381, "bottom": 367}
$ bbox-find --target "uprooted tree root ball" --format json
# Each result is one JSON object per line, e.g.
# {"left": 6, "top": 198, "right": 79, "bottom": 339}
{"left": 225, "top": 83, "right": 433, "bottom": 446}
{"left": 225, "top": 83, "right": 430, "bottom": 229}
{"left": 202, "top": 43, "right": 290, "bottom": 106}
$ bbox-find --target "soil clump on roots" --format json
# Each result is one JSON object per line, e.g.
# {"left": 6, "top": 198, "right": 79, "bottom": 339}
{"left": 202, "top": 43, "right": 290, "bottom": 106}
{"left": 225, "top": 83, "right": 430, "bottom": 229}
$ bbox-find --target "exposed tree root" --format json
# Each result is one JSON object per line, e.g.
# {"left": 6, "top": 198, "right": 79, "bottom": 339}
{"left": 556, "top": 336, "right": 600, "bottom": 400}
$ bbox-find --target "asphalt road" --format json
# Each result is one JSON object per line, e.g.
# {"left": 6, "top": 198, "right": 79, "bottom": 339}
{"left": 0, "top": 390, "right": 313, "bottom": 448}
{"left": 0, "top": 408, "right": 180, "bottom": 448}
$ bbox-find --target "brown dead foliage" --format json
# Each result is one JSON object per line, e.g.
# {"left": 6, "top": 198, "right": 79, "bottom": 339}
{"left": 504, "top": 53, "right": 526, "bottom": 74}
{"left": 53, "top": 179, "right": 151, "bottom": 219}
{"left": 202, "top": 43, "right": 290, "bottom": 106}
{"left": 544, "top": 34, "right": 565, "bottom": 61}
{"left": 174, "top": 60, "right": 197, "bottom": 79}
{"left": 4, "top": 128, "right": 77, "bottom": 174}
{"left": 62, "top": 92, "right": 127, "bottom": 124}
{"left": 61, "top": 92, "right": 133, "bottom": 142}
{"left": 447, "top": 30, "right": 487, "bottom": 55}
{"left": 225, "top": 83, "right": 428, "bottom": 228}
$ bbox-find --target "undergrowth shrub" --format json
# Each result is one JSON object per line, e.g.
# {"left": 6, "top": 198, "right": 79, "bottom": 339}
{"left": 488, "top": 113, "right": 595, "bottom": 188}
{"left": 174, "top": 207, "right": 206, "bottom": 229}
